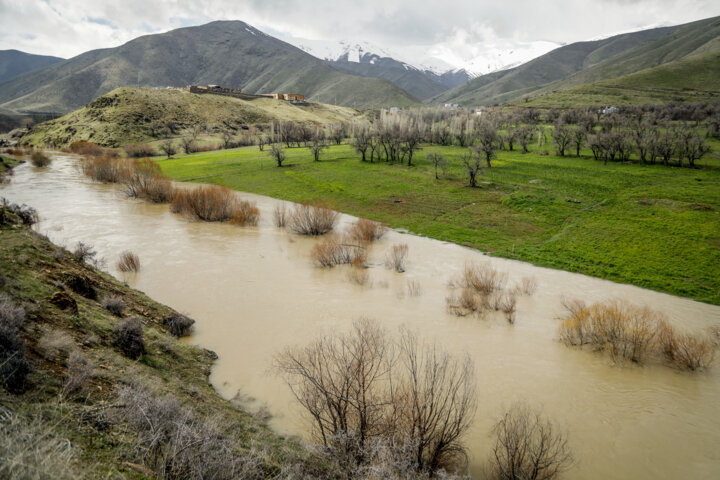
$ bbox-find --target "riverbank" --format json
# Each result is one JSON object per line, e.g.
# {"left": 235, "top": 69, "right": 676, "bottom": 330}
{"left": 158, "top": 143, "right": 720, "bottom": 305}
{"left": 0, "top": 203, "right": 338, "bottom": 478}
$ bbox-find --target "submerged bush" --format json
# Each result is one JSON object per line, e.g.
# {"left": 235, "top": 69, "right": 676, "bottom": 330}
{"left": 286, "top": 203, "right": 339, "bottom": 235}
{"left": 113, "top": 317, "right": 145, "bottom": 359}
{"left": 171, "top": 185, "right": 259, "bottom": 225}
{"left": 82, "top": 156, "right": 135, "bottom": 183}
{"left": 124, "top": 159, "right": 174, "bottom": 203}
{"left": 446, "top": 262, "right": 509, "bottom": 317}
{"left": 124, "top": 143, "right": 156, "bottom": 158}
{"left": 348, "top": 218, "right": 387, "bottom": 242}
{"left": 273, "top": 203, "right": 286, "bottom": 227}
{"left": 29, "top": 151, "right": 51, "bottom": 167}
{"left": 117, "top": 251, "right": 140, "bottom": 272}
{"left": 68, "top": 141, "right": 110, "bottom": 157}
{"left": 384, "top": 244, "right": 408, "bottom": 273}
{"left": 311, "top": 236, "right": 367, "bottom": 268}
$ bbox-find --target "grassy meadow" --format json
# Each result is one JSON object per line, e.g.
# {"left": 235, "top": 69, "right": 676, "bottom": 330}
{"left": 157, "top": 139, "right": 720, "bottom": 305}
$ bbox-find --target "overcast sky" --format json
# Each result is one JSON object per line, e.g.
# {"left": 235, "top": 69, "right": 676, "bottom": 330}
{"left": 1, "top": 0, "right": 718, "bottom": 59}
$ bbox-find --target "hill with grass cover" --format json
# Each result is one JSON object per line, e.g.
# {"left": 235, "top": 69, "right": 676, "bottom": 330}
{"left": 433, "top": 15, "right": 720, "bottom": 107}
{"left": 522, "top": 50, "right": 720, "bottom": 108}
{"left": 0, "top": 21, "right": 419, "bottom": 115}
{"left": 20, "top": 87, "right": 365, "bottom": 147}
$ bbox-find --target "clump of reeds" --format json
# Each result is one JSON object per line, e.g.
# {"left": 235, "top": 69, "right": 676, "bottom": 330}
{"left": 384, "top": 244, "right": 408, "bottom": 273}
{"left": 29, "top": 151, "right": 51, "bottom": 167}
{"left": 348, "top": 218, "right": 387, "bottom": 242}
{"left": 311, "top": 235, "right": 366, "bottom": 268}
{"left": 171, "top": 185, "right": 259, "bottom": 225}
{"left": 117, "top": 251, "right": 140, "bottom": 272}
{"left": 287, "top": 203, "right": 339, "bottom": 235}
{"left": 559, "top": 299, "right": 717, "bottom": 370}
{"left": 513, "top": 276, "right": 538, "bottom": 296}
{"left": 273, "top": 204, "right": 287, "bottom": 227}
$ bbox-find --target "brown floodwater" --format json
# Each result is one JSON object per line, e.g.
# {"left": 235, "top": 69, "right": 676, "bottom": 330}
{"left": 3, "top": 154, "right": 719, "bottom": 479}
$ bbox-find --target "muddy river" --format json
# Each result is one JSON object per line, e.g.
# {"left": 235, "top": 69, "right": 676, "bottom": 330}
{"left": 2, "top": 154, "right": 719, "bottom": 479}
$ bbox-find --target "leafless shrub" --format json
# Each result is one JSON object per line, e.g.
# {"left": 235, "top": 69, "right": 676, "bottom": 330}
{"left": 164, "top": 315, "right": 195, "bottom": 338}
{"left": 0, "top": 297, "right": 29, "bottom": 392}
{"left": 489, "top": 402, "right": 573, "bottom": 480}
{"left": 275, "top": 319, "right": 477, "bottom": 476}
{"left": 73, "top": 242, "right": 96, "bottom": 263}
{"left": 657, "top": 321, "right": 715, "bottom": 371}
{"left": 37, "top": 328, "right": 76, "bottom": 362}
{"left": 446, "top": 262, "right": 509, "bottom": 317}
{"left": 499, "top": 294, "right": 518, "bottom": 324}
{"left": 116, "top": 251, "right": 141, "bottom": 273}
{"left": 346, "top": 267, "right": 370, "bottom": 286}
{"left": 102, "top": 295, "right": 126, "bottom": 316}
{"left": 311, "top": 236, "right": 367, "bottom": 268}
{"left": 116, "top": 385, "right": 249, "bottom": 479}
{"left": 124, "top": 143, "right": 156, "bottom": 158}
{"left": 82, "top": 156, "right": 134, "bottom": 183}
{"left": 0, "top": 409, "right": 81, "bottom": 480}
{"left": 406, "top": 280, "right": 422, "bottom": 297}
{"left": 348, "top": 218, "right": 387, "bottom": 242}
{"left": 446, "top": 288, "right": 482, "bottom": 317}
{"left": 113, "top": 317, "right": 145, "bottom": 360}
{"left": 452, "top": 262, "right": 507, "bottom": 295}
{"left": 287, "top": 203, "right": 339, "bottom": 235}
{"left": 384, "top": 243, "right": 408, "bottom": 273}
{"left": 230, "top": 200, "right": 260, "bottom": 226}
{"left": 273, "top": 204, "right": 286, "bottom": 227}
{"left": 62, "top": 351, "right": 95, "bottom": 400}
{"left": 68, "top": 141, "right": 109, "bottom": 157}
{"left": 2, "top": 201, "right": 38, "bottom": 225}
{"left": 29, "top": 151, "right": 51, "bottom": 167}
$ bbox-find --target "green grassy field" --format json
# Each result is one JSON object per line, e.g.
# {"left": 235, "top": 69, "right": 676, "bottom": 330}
{"left": 158, "top": 142, "right": 720, "bottom": 305}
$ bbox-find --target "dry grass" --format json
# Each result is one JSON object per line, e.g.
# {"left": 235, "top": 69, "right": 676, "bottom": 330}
{"left": 559, "top": 299, "right": 717, "bottom": 370}
{"left": 62, "top": 351, "right": 95, "bottom": 400}
{"left": 124, "top": 143, "right": 156, "bottom": 158}
{"left": 384, "top": 244, "right": 408, "bottom": 273}
{"left": 311, "top": 236, "right": 367, "bottom": 268}
{"left": 37, "top": 328, "right": 76, "bottom": 362}
{"left": 117, "top": 251, "right": 140, "bottom": 272}
{"left": 29, "top": 151, "right": 51, "bottom": 167}
{"left": 273, "top": 204, "right": 287, "bottom": 227}
{"left": 287, "top": 203, "right": 339, "bottom": 235}
{"left": 514, "top": 276, "right": 538, "bottom": 296}
{"left": 171, "top": 186, "right": 258, "bottom": 225}
{"left": 348, "top": 218, "right": 387, "bottom": 242}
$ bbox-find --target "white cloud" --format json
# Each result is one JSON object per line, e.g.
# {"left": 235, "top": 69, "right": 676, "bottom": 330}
{"left": 0, "top": 0, "right": 717, "bottom": 59}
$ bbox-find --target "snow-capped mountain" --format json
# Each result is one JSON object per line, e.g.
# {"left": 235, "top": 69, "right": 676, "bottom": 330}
{"left": 284, "top": 36, "right": 559, "bottom": 78}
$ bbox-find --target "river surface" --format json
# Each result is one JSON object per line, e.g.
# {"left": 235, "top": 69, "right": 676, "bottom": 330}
{"left": 2, "top": 154, "right": 719, "bottom": 479}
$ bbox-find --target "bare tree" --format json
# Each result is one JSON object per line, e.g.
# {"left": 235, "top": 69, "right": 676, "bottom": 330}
{"left": 256, "top": 134, "right": 267, "bottom": 152}
{"left": 461, "top": 149, "right": 483, "bottom": 188}
{"left": 427, "top": 152, "right": 448, "bottom": 180}
{"left": 328, "top": 123, "right": 347, "bottom": 145}
{"left": 475, "top": 122, "right": 498, "bottom": 167}
{"left": 159, "top": 140, "right": 176, "bottom": 158}
{"left": 551, "top": 123, "right": 572, "bottom": 157}
{"left": 308, "top": 130, "right": 328, "bottom": 162}
{"left": 489, "top": 402, "right": 573, "bottom": 480}
{"left": 275, "top": 319, "right": 478, "bottom": 475}
{"left": 269, "top": 144, "right": 286, "bottom": 167}
{"left": 570, "top": 127, "right": 586, "bottom": 158}
{"left": 221, "top": 130, "right": 234, "bottom": 149}
{"left": 517, "top": 126, "right": 534, "bottom": 154}
{"left": 352, "top": 122, "right": 372, "bottom": 162}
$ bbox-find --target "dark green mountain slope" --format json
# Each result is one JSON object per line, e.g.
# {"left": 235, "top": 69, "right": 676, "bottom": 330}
{"left": 0, "top": 49, "right": 63, "bottom": 83}
{"left": 0, "top": 21, "right": 418, "bottom": 114}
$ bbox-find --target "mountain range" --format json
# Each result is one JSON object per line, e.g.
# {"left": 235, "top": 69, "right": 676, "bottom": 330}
{"left": 0, "top": 49, "right": 64, "bottom": 83}
{"left": 0, "top": 15, "right": 718, "bottom": 120}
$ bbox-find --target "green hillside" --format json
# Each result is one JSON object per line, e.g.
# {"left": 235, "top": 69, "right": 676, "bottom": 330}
{"left": 434, "top": 16, "right": 719, "bottom": 107}
{"left": 0, "top": 21, "right": 418, "bottom": 114}
{"left": 523, "top": 51, "right": 720, "bottom": 108}
{"left": 20, "top": 87, "right": 365, "bottom": 147}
